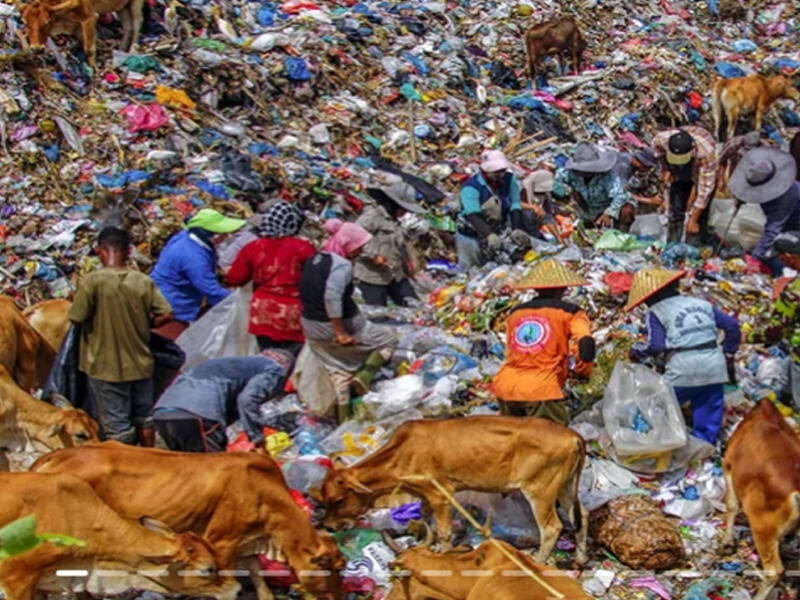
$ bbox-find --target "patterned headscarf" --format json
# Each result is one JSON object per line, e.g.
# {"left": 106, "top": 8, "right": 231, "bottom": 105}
{"left": 259, "top": 201, "right": 305, "bottom": 238}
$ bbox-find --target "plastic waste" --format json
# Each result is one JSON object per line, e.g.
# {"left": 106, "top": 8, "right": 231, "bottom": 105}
{"left": 362, "top": 375, "right": 425, "bottom": 420}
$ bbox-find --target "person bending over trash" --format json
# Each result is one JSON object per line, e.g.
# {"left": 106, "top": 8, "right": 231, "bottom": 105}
{"left": 356, "top": 179, "right": 425, "bottom": 307}
{"left": 492, "top": 259, "right": 595, "bottom": 425}
{"left": 717, "top": 131, "right": 763, "bottom": 192}
{"left": 520, "top": 169, "right": 569, "bottom": 242}
{"left": 152, "top": 349, "right": 294, "bottom": 452}
{"left": 614, "top": 147, "right": 662, "bottom": 211}
{"left": 456, "top": 149, "right": 527, "bottom": 269}
{"left": 69, "top": 227, "right": 174, "bottom": 447}
{"left": 743, "top": 231, "right": 800, "bottom": 408}
{"left": 227, "top": 201, "right": 314, "bottom": 356}
{"left": 651, "top": 126, "right": 717, "bottom": 245}
{"left": 151, "top": 208, "right": 246, "bottom": 340}
{"left": 626, "top": 269, "right": 740, "bottom": 445}
{"left": 728, "top": 147, "right": 800, "bottom": 276}
{"left": 554, "top": 141, "right": 635, "bottom": 231}
{"left": 299, "top": 219, "right": 397, "bottom": 423}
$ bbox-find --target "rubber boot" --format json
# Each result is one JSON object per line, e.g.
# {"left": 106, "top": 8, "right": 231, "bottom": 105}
{"left": 330, "top": 371, "right": 353, "bottom": 425}
{"left": 137, "top": 426, "right": 156, "bottom": 448}
{"left": 351, "top": 351, "right": 388, "bottom": 397}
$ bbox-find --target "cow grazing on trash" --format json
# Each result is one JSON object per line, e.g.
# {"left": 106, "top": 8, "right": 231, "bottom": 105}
{"left": 712, "top": 73, "right": 800, "bottom": 141}
{"left": 384, "top": 537, "right": 592, "bottom": 600}
{"left": 317, "top": 416, "right": 588, "bottom": 565}
{"left": 723, "top": 399, "right": 800, "bottom": 600}
{"left": 31, "top": 442, "right": 346, "bottom": 600}
{"left": 0, "top": 472, "right": 239, "bottom": 600}
{"left": 18, "top": 0, "right": 144, "bottom": 68}
{"left": 524, "top": 16, "right": 586, "bottom": 84}
{"left": 0, "top": 364, "right": 98, "bottom": 453}
{"left": 0, "top": 297, "right": 56, "bottom": 391}
{"left": 22, "top": 299, "right": 71, "bottom": 353}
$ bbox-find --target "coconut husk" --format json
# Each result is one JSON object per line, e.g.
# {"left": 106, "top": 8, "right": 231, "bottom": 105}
{"left": 590, "top": 494, "right": 685, "bottom": 571}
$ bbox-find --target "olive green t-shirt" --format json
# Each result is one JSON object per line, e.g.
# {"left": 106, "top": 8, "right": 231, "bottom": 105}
{"left": 68, "top": 268, "right": 173, "bottom": 382}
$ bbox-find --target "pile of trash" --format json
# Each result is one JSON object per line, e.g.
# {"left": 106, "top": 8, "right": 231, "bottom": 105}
{"left": 2, "top": 0, "right": 800, "bottom": 597}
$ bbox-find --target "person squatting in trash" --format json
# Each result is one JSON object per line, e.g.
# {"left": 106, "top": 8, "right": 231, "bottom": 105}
{"left": 492, "top": 259, "right": 595, "bottom": 425}
{"left": 728, "top": 147, "right": 800, "bottom": 276}
{"left": 744, "top": 231, "right": 800, "bottom": 408}
{"left": 355, "top": 178, "right": 425, "bottom": 307}
{"left": 152, "top": 349, "right": 295, "bottom": 452}
{"left": 614, "top": 147, "right": 663, "bottom": 212}
{"left": 627, "top": 269, "right": 740, "bottom": 445}
{"left": 151, "top": 208, "right": 246, "bottom": 340}
{"left": 554, "top": 141, "right": 636, "bottom": 232}
{"left": 299, "top": 219, "right": 397, "bottom": 423}
{"left": 456, "top": 149, "right": 528, "bottom": 270}
{"left": 68, "top": 226, "right": 174, "bottom": 447}
{"left": 520, "top": 169, "right": 570, "bottom": 242}
{"left": 651, "top": 126, "right": 718, "bottom": 246}
{"left": 227, "top": 201, "right": 315, "bottom": 356}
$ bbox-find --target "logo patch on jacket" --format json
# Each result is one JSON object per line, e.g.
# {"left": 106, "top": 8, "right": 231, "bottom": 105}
{"left": 512, "top": 316, "right": 552, "bottom": 352}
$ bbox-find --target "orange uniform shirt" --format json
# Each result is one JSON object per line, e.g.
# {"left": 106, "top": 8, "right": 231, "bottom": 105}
{"left": 493, "top": 298, "right": 592, "bottom": 402}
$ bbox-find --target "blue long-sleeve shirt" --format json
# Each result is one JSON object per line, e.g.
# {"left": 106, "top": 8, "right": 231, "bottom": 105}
{"left": 639, "top": 307, "right": 740, "bottom": 356}
{"left": 153, "top": 355, "right": 288, "bottom": 444}
{"left": 151, "top": 230, "right": 230, "bottom": 322}
{"left": 752, "top": 182, "right": 800, "bottom": 262}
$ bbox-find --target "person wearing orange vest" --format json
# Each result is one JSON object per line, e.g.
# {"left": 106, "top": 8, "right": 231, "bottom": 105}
{"left": 492, "top": 259, "right": 595, "bottom": 424}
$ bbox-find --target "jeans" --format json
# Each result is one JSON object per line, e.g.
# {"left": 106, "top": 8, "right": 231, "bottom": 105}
{"left": 155, "top": 412, "right": 227, "bottom": 453}
{"left": 455, "top": 233, "right": 483, "bottom": 270}
{"left": 88, "top": 377, "right": 154, "bottom": 444}
{"left": 674, "top": 383, "right": 724, "bottom": 444}
{"left": 359, "top": 279, "right": 418, "bottom": 307}
{"left": 668, "top": 180, "right": 712, "bottom": 246}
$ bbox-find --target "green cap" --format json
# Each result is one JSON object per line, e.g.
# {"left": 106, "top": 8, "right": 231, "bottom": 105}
{"left": 185, "top": 208, "right": 246, "bottom": 234}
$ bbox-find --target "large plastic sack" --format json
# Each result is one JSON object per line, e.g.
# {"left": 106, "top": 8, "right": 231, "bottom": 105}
{"left": 629, "top": 214, "right": 666, "bottom": 241}
{"left": 291, "top": 344, "right": 337, "bottom": 418}
{"left": 150, "top": 333, "right": 185, "bottom": 402}
{"left": 42, "top": 324, "right": 94, "bottom": 418}
{"left": 602, "top": 362, "right": 688, "bottom": 462}
{"left": 362, "top": 375, "right": 425, "bottom": 420}
{"left": 709, "top": 199, "right": 765, "bottom": 251}
{"left": 176, "top": 286, "right": 257, "bottom": 369}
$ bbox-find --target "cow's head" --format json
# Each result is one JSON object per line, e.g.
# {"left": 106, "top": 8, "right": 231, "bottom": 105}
{"left": 46, "top": 395, "right": 100, "bottom": 448}
{"left": 770, "top": 74, "right": 800, "bottom": 102}
{"left": 139, "top": 519, "right": 241, "bottom": 600}
{"left": 20, "top": 0, "right": 55, "bottom": 48}
{"left": 293, "top": 532, "right": 347, "bottom": 600}
{"left": 318, "top": 468, "right": 374, "bottom": 527}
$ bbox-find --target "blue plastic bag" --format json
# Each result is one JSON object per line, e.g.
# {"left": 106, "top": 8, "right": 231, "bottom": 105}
{"left": 714, "top": 62, "right": 746, "bottom": 78}
{"left": 507, "top": 95, "right": 545, "bottom": 111}
{"left": 731, "top": 39, "right": 757, "bottom": 53}
{"left": 284, "top": 57, "right": 312, "bottom": 82}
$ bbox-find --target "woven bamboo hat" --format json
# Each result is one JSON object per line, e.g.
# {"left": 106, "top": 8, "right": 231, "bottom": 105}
{"left": 624, "top": 269, "right": 685, "bottom": 311}
{"left": 515, "top": 259, "right": 587, "bottom": 290}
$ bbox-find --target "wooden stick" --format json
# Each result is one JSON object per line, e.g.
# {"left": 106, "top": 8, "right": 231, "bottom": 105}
{"left": 513, "top": 136, "right": 559, "bottom": 158}
{"left": 401, "top": 474, "right": 566, "bottom": 600}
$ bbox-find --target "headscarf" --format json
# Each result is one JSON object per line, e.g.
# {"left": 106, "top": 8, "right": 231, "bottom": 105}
{"left": 323, "top": 219, "right": 372, "bottom": 257}
{"left": 259, "top": 201, "right": 305, "bottom": 239}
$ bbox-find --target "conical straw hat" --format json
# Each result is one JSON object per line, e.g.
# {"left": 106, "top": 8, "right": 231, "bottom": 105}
{"left": 624, "top": 269, "right": 685, "bottom": 311}
{"left": 515, "top": 259, "right": 587, "bottom": 290}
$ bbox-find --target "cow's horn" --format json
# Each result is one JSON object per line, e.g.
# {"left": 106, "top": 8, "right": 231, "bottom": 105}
{"left": 50, "top": 393, "right": 73, "bottom": 410}
{"left": 420, "top": 521, "right": 434, "bottom": 549}
{"left": 46, "top": 0, "right": 79, "bottom": 12}
{"left": 350, "top": 478, "right": 373, "bottom": 495}
{"left": 381, "top": 530, "right": 402, "bottom": 554}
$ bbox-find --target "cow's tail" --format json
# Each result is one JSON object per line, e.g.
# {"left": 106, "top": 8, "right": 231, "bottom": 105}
{"left": 712, "top": 80, "right": 724, "bottom": 141}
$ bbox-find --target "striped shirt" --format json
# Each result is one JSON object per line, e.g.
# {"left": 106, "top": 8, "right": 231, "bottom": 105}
{"left": 652, "top": 125, "right": 718, "bottom": 210}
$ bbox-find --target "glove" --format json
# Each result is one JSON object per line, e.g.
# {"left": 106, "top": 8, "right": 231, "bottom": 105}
{"left": 485, "top": 233, "right": 502, "bottom": 251}
{"left": 725, "top": 353, "right": 737, "bottom": 385}
{"left": 510, "top": 229, "right": 531, "bottom": 248}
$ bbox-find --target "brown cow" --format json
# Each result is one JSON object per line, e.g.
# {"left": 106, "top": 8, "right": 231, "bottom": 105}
{"left": 385, "top": 539, "right": 591, "bottom": 600}
{"left": 19, "top": 0, "right": 144, "bottom": 68}
{"left": 31, "top": 442, "right": 346, "bottom": 600}
{"left": 524, "top": 16, "right": 586, "bottom": 84}
{"left": 722, "top": 399, "right": 800, "bottom": 600}
{"left": 318, "top": 416, "right": 588, "bottom": 565}
{"left": 0, "top": 364, "right": 99, "bottom": 452}
{"left": 0, "top": 297, "right": 56, "bottom": 390}
{"left": 712, "top": 73, "right": 800, "bottom": 141}
{"left": 23, "top": 299, "right": 71, "bottom": 352}
{"left": 0, "top": 472, "right": 239, "bottom": 600}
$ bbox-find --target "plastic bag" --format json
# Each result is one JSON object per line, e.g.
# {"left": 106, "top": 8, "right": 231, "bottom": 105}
{"left": 291, "top": 344, "right": 337, "bottom": 418}
{"left": 629, "top": 214, "right": 666, "bottom": 241}
{"left": 176, "top": 285, "right": 258, "bottom": 369}
{"left": 709, "top": 199, "right": 765, "bottom": 251}
{"left": 362, "top": 375, "right": 425, "bottom": 420}
{"left": 42, "top": 324, "right": 94, "bottom": 418}
{"left": 602, "top": 362, "right": 688, "bottom": 459}
{"left": 150, "top": 333, "right": 185, "bottom": 402}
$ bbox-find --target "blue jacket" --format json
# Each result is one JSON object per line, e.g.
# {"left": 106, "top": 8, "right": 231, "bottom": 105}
{"left": 151, "top": 230, "right": 230, "bottom": 322}
{"left": 458, "top": 172, "right": 521, "bottom": 234}
{"left": 153, "top": 355, "right": 288, "bottom": 444}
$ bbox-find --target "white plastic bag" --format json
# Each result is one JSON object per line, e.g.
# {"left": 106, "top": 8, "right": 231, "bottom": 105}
{"left": 175, "top": 285, "right": 258, "bottom": 369}
{"left": 292, "top": 344, "right": 337, "bottom": 418}
{"left": 602, "top": 362, "right": 688, "bottom": 456}
{"left": 709, "top": 198, "right": 766, "bottom": 250}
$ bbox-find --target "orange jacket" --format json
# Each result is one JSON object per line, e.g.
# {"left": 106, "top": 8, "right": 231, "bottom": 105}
{"left": 493, "top": 298, "right": 593, "bottom": 402}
